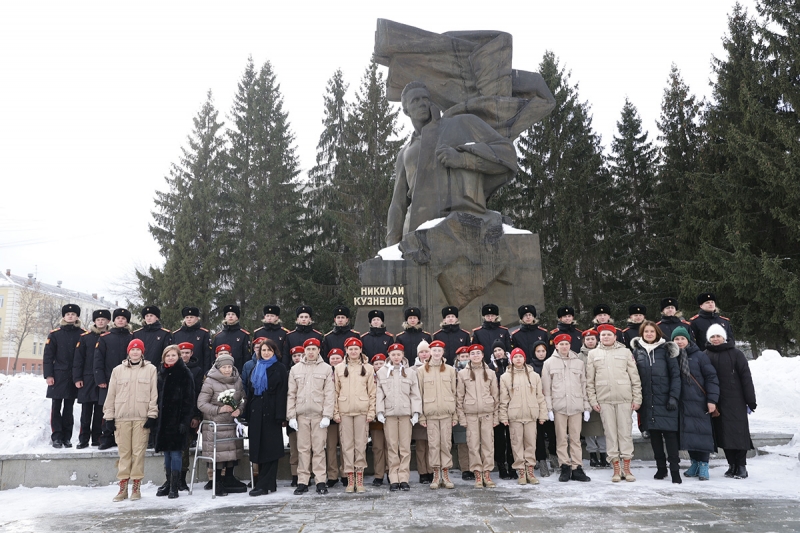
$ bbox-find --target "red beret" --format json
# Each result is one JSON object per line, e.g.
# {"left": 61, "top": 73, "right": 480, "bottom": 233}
{"left": 388, "top": 343, "right": 404, "bottom": 353}
{"left": 327, "top": 348, "right": 344, "bottom": 358}
{"left": 455, "top": 346, "right": 470, "bottom": 355}
{"left": 127, "top": 339, "right": 144, "bottom": 354}
{"left": 177, "top": 342, "right": 194, "bottom": 351}
{"left": 468, "top": 344, "right": 484, "bottom": 353}
{"left": 253, "top": 337, "right": 268, "bottom": 345}
{"left": 429, "top": 340, "right": 446, "bottom": 349}
{"left": 215, "top": 344, "right": 231, "bottom": 354}
{"left": 303, "top": 338, "right": 321, "bottom": 348}
{"left": 290, "top": 346, "right": 305, "bottom": 355}
{"left": 510, "top": 347, "right": 526, "bottom": 359}
{"left": 344, "top": 337, "right": 363, "bottom": 348}
{"left": 371, "top": 353, "right": 387, "bottom": 363}
{"left": 596, "top": 324, "right": 616, "bottom": 335}
{"left": 582, "top": 329, "right": 599, "bottom": 338}
{"left": 553, "top": 334, "right": 572, "bottom": 346}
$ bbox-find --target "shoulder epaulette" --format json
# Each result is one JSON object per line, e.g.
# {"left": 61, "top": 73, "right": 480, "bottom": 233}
{"left": 200, "top": 327, "right": 209, "bottom": 332}
{"left": 550, "top": 328, "right": 558, "bottom": 334}
{"left": 690, "top": 314, "right": 699, "bottom": 320}
{"left": 133, "top": 328, "right": 143, "bottom": 334}
{"left": 50, "top": 328, "right": 59, "bottom": 333}
{"left": 656, "top": 320, "right": 663, "bottom": 325}
{"left": 100, "top": 332, "right": 111, "bottom": 336}
{"left": 351, "top": 330, "right": 360, "bottom": 336}
{"left": 325, "top": 329, "right": 334, "bottom": 336}
{"left": 80, "top": 331, "right": 91, "bottom": 336}
{"left": 575, "top": 328, "right": 583, "bottom": 334}
{"left": 472, "top": 326, "right": 482, "bottom": 332}
{"left": 313, "top": 329, "right": 322, "bottom": 335}
{"left": 622, "top": 327, "right": 631, "bottom": 333}
{"left": 360, "top": 332, "right": 369, "bottom": 338}
{"left": 384, "top": 332, "right": 394, "bottom": 337}
{"left": 241, "top": 329, "right": 250, "bottom": 334}
{"left": 423, "top": 330, "right": 431, "bottom": 335}
{"left": 499, "top": 326, "right": 509, "bottom": 330}
{"left": 161, "top": 328, "right": 170, "bottom": 332}
{"left": 395, "top": 331, "right": 404, "bottom": 337}
{"left": 720, "top": 316, "right": 730, "bottom": 321}
{"left": 539, "top": 326, "right": 548, "bottom": 332}
{"left": 433, "top": 329, "right": 443, "bottom": 335}
{"left": 462, "top": 329, "right": 471, "bottom": 334}
{"left": 282, "top": 327, "right": 290, "bottom": 333}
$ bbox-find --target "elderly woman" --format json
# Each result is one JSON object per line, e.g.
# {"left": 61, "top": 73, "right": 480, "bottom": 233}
{"left": 704, "top": 323, "right": 757, "bottom": 479}
{"left": 197, "top": 353, "right": 246, "bottom": 496}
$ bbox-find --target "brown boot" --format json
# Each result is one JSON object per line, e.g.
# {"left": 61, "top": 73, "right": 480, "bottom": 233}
{"left": 623, "top": 459, "right": 636, "bottom": 482}
{"left": 483, "top": 471, "right": 496, "bottom": 488}
{"left": 112, "top": 479, "right": 129, "bottom": 502}
{"left": 526, "top": 464, "right": 539, "bottom": 485}
{"left": 130, "top": 479, "right": 142, "bottom": 500}
{"left": 517, "top": 469, "right": 527, "bottom": 485}
{"left": 441, "top": 468, "right": 454, "bottom": 489}
{"left": 612, "top": 460, "right": 622, "bottom": 482}
{"left": 474, "top": 470, "right": 483, "bottom": 488}
{"left": 429, "top": 468, "right": 440, "bottom": 489}
{"left": 355, "top": 471, "right": 365, "bottom": 493}
{"left": 345, "top": 472, "right": 355, "bottom": 493}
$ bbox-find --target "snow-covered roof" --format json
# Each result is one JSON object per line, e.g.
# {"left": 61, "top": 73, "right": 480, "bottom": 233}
{"left": 0, "top": 272, "right": 112, "bottom": 307}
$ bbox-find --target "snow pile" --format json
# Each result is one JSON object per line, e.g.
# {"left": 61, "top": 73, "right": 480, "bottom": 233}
{"left": 748, "top": 350, "right": 800, "bottom": 434}
{"left": 502, "top": 224, "right": 532, "bottom": 235}
{"left": 415, "top": 217, "right": 445, "bottom": 231}
{"left": 377, "top": 243, "right": 403, "bottom": 260}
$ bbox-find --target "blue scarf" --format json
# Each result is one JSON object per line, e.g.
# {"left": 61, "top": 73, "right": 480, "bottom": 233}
{"left": 251, "top": 356, "right": 277, "bottom": 396}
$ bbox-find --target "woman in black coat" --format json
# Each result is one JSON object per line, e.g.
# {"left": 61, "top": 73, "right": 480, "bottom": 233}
{"left": 631, "top": 321, "right": 682, "bottom": 483}
{"left": 671, "top": 327, "right": 719, "bottom": 481}
{"left": 155, "top": 345, "right": 196, "bottom": 499}
{"left": 704, "top": 323, "right": 757, "bottom": 479}
{"left": 530, "top": 340, "right": 556, "bottom": 476}
{"left": 243, "top": 339, "right": 288, "bottom": 496}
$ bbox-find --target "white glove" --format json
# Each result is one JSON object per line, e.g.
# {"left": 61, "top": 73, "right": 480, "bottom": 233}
{"left": 288, "top": 418, "right": 298, "bottom": 431}
{"left": 320, "top": 417, "right": 330, "bottom": 429}
{"left": 235, "top": 419, "right": 247, "bottom": 438}
{"left": 410, "top": 413, "right": 419, "bottom": 425}
{"left": 548, "top": 411, "right": 554, "bottom": 422}
{"left": 583, "top": 411, "right": 591, "bottom": 422}
{"left": 377, "top": 413, "right": 386, "bottom": 424}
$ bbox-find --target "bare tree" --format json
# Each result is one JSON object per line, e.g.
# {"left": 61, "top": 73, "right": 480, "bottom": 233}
{"left": 4, "top": 282, "right": 57, "bottom": 374}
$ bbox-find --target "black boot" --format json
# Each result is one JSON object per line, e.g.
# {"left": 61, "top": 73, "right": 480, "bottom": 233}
{"left": 169, "top": 470, "right": 180, "bottom": 498}
{"left": 341, "top": 476, "right": 348, "bottom": 487}
{"left": 670, "top": 467, "right": 682, "bottom": 484}
{"left": 156, "top": 468, "right": 171, "bottom": 497}
{"left": 558, "top": 464, "right": 571, "bottom": 482}
{"left": 223, "top": 468, "right": 248, "bottom": 493}
{"left": 509, "top": 467, "right": 518, "bottom": 479}
{"left": 571, "top": 466, "right": 591, "bottom": 482}
{"left": 599, "top": 453, "right": 610, "bottom": 468}
{"left": 51, "top": 437, "right": 63, "bottom": 449}
{"left": 326, "top": 478, "right": 338, "bottom": 488}
{"left": 654, "top": 461, "right": 668, "bottom": 480}
{"left": 214, "top": 470, "right": 228, "bottom": 496}
{"left": 734, "top": 465, "right": 748, "bottom": 479}
{"left": 724, "top": 464, "right": 736, "bottom": 478}
{"left": 293, "top": 483, "right": 308, "bottom": 495}
{"left": 179, "top": 470, "right": 189, "bottom": 491}
{"left": 291, "top": 475, "right": 298, "bottom": 487}
{"left": 498, "top": 464, "right": 511, "bottom": 480}
{"left": 589, "top": 453, "right": 600, "bottom": 467}
{"left": 462, "top": 470, "right": 475, "bottom": 481}
{"left": 372, "top": 475, "right": 384, "bottom": 486}
{"left": 316, "top": 482, "right": 328, "bottom": 494}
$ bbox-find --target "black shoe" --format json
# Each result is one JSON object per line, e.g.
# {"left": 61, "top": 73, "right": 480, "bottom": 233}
{"left": 589, "top": 453, "right": 599, "bottom": 467}
{"left": 316, "top": 482, "right": 328, "bottom": 494}
{"left": 62, "top": 441, "right": 73, "bottom": 448}
{"left": 179, "top": 471, "right": 189, "bottom": 491}
{"left": 558, "top": 465, "right": 571, "bottom": 482}
{"left": 327, "top": 479, "right": 339, "bottom": 488}
{"left": 76, "top": 442, "right": 90, "bottom": 449}
{"left": 599, "top": 453, "right": 610, "bottom": 468}
{"left": 399, "top": 482, "right": 410, "bottom": 491}
{"left": 724, "top": 464, "right": 736, "bottom": 478}
{"left": 204, "top": 479, "right": 213, "bottom": 490}
{"left": 51, "top": 439, "right": 63, "bottom": 449}
{"left": 249, "top": 488, "right": 266, "bottom": 496}
{"left": 291, "top": 475, "right": 298, "bottom": 487}
{"left": 390, "top": 483, "right": 400, "bottom": 491}
{"left": 293, "top": 483, "right": 308, "bottom": 495}
{"left": 223, "top": 472, "right": 248, "bottom": 493}
{"left": 571, "top": 466, "right": 591, "bottom": 482}
{"left": 654, "top": 465, "right": 668, "bottom": 480}
{"left": 670, "top": 468, "right": 682, "bottom": 484}
{"left": 509, "top": 468, "right": 518, "bottom": 479}
{"left": 156, "top": 469, "right": 171, "bottom": 497}
{"left": 341, "top": 476, "right": 348, "bottom": 487}
{"left": 372, "top": 476, "right": 384, "bottom": 486}
{"left": 734, "top": 466, "right": 748, "bottom": 479}
{"left": 97, "top": 442, "right": 114, "bottom": 451}
{"left": 462, "top": 471, "right": 475, "bottom": 481}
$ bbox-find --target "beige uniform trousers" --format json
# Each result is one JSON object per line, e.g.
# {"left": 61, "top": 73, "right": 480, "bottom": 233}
{"left": 426, "top": 418, "right": 454, "bottom": 469}
{"left": 600, "top": 403, "right": 635, "bottom": 461}
{"left": 115, "top": 420, "right": 149, "bottom": 481}
{"left": 339, "top": 415, "right": 368, "bottom": 472}
{"left": 465, "top": 413, "right": 494, "bottom": 471}
{"left": 297, "top": 415, "right": 327, "bottom": 485}
{"left": 508, "top": 420, "right": 538, "bottom": 470}
{"left": 370, "top": 428, "right": 387, "bottom": 477}
{"left": 289, "top": 431, "right": 298, "bottom": 476}
{"left": 457, "top": 443, "right": 470, "bottom": 472}
{"left": 326, "top": 423, "right": 342, "bottom": 480}
{"left": 415, "top": 440, "right": 430, "bottom": 475}
{"left": 383, "top": 415, "right": 412, "bottom": 483}
{"left": 554, "top": 412, "right": 583, "bottom": 468}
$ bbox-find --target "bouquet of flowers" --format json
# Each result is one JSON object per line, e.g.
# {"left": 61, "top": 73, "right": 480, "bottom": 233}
{"left": 217, "top": 389, "right": 239, "bottom": 410}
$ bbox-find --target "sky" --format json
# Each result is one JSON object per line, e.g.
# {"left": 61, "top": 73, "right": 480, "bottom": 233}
{"left": 0, "top": 0, "right": 758, "bottom": 303}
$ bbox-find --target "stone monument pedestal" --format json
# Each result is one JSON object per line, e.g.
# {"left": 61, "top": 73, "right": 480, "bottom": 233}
{"left": 353, "top": 211, "right": 544, "bottom": 333}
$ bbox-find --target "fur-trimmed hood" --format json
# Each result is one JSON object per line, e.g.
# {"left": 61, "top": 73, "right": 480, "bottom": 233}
{"left": 592, "top": 317, "right": 615, "bottom": 326}
{"left": 439, "top": 319, "right": 462, "bottom": 328}
{"left": 90, "top": 324, "right": 110, "bottom": 335}
{"left": 519, "top": 317, "right": 540, "bottom": 326}
{"left": 402, "top": 321, "right": 423, "bottom": 331}
{"left": 631, "top": 337, "right": 678, "bottom": 357}
{"left": 59, "top": 318, "right": 83, "bottom": 328}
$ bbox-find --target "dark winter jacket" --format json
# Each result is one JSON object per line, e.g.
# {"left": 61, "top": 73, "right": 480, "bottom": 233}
{"left": 548, "top": 323, "right": 583, "bottom": 354}
{"left": 133, "top": 321, "right": 174, "bottom": 366}
{"left": 622, "top": 321, "right": 644, "bottom": 350}
{"left": 322, "top": 325, "right": 361, "bottom": 362}
{"left": 705, "top": 341, "right": 756, "bottom": 450}
{"left": 94, "top": 325, "right": 134, "bottom": 405}
{"left": 394, "top": 323, "right": 433, "bottom": 366}
{"left": 511, "top": 322, "right": 549, "bottom": 364}
{"left": 252, "top": 321, "right": 290, "bottom": 365}
{"left": 73, "top": 324, "right": 108, "bottom": 404}
{"left": 184, "top": 355, "right": 205, "bottom": 419}
{"left": 243, "top": 357, "right": 289, "bottom": 464}
{"left": 472, "top": 320, "right": 511, "bottom": 364}
{"left": 155, "top": 358, "right": 195, "bottom": 453}
{"left": 678, "top": 342, "right": 719, "bottom": 453}
{"left": 43, "top": 319, "right": 85, "bottom": 400}
{"left": 632, "top": 337, "right": 681, "bottom": 432}
{"left": 285, "top": 324, "right": 323, "bottom": 358}
{"left": 173, "top": 322, "right": 213, "bottom": 373}
{"left": 213, "top": 322, "right": 251, "bottom": 373}
{"left": 361, "top": 327, "right": 394, "bottom": 358}
{"left": 690, "top": 310, "right": 734, "bottom": 351}
{"left": 432, "top": 322, "right": 471, "bottom": 365}
{"left": 529, "top": 340, "right": 550, "bottom": 376}
{"left": 656, "top": 315, "right": 694, "bottom": 343}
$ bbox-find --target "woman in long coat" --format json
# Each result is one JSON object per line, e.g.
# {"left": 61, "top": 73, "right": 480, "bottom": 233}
{"left": 704, "top": 323, "right": 757, "bottom": 479}
{"left": 670, "top": 327, "right": 719, "bottom": 481}
{"left": 243, "top": 339, "right": 288, "bottom": 496}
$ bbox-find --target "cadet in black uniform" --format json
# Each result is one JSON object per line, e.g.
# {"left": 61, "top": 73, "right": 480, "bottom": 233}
{"left": 252, "top": 305, "right": 290, "bottom": 365}
{"left": 360, "top": 310, "right": 394, "bottom": 359}
{"left": 322, "top": 305, "right": 360, "bottom": 363}
{"left": 622, "top": 304, "right": 647, "bottom": 349}
{"left": 690, "top": 293, "right": 734, "bottom": 351}
{"left": 549, "top": 306, "right": 583, "bottom": 353}
{"left": 133, "top": 305, "right": 174, "bottom": 366}
{"left": 471, "top": 303, "right": 510, "bottom": 364}
{"left": 510, "top": 304, "right": 549, "bottom": 364}
{"left": 590, "top": 303, "right": 625, "bottom": 345}
{"left": 212, "top": 304, "right": 251, "bottom": 373}
{"left": 656, "top": 298, "right": 694, "bottom": 343}
{"left": 74, "top": 309, "right": 110, "bottom": 448}
{"left": 173, "top": 306, "right": 213, "bottom": 372}
{"left": 394, "top": 307, "right": 432, "bottom": 366}
{"left": 432, "top": 306, "right": 471, "bottom": 365}
{"left": 95, "top": 308, "right": 134, "bottom": 449}
{"left": 286, "top": 306, "right": 324, "bottom": 358}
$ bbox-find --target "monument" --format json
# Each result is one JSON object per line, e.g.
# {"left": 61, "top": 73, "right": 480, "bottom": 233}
{"left": 353, "top": 19, "right": 556, "bottom": 333}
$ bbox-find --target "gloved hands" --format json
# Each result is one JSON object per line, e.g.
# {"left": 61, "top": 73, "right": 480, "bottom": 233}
{"left": 411, "top": 413, "right": 419, "bottom": 425}
{"left": 235, "top": 420, "right": 247, "bottom": 438}
{"left": 320, "top": 417, "right": 330, "bottom": 429}
{"left": 377, "top": 413, "right": 386, "bottom": 424}
{"left": 105, "top": 419, "right": 116, "bottom": 433}
{"left": 667, "top": 397, "right": 678, "bottom": 411}
{"left": 288, "top": 418, "right": 298, "bottom": 431}
{"left": 583, "top": 411, "right": 590, "bottom": 422}
{"left": 178, "top": 423, "right": 188, "bottom": 435}
{"left": 548, "top": 411, "right": 554, "bottom": 422}
{"left": 143, "top": 417, "right": 157, "bottom": 429}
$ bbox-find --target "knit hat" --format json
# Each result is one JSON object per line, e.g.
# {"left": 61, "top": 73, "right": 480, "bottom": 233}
{"left": 557, "top": 306, "right": 574, "bottom": 318}
{"left": 215, "top": 354, "right": 235, "bottom": 368}
{"left": 671, "top": 326, "right": 691, "bottom": 341}
{"left": 441, "top": 306, "right": 458, "bottom": 318}
{"left": 62, "top": 304, "right": 81, "bottom": 316}
{"left": 182, "top": 306, "right": 200, "bottom": 317}
{"left": 92, "top": 309, "right": 111, "bottom": 321}
{"left": 127, "top": 339, "right": 145, "bottom": 354}
{"left": 141, "top": 305, "right": 160, "bottom": 319}
{"left": 706, "top": 323, "right": 727, "bottom": 342}
{"left": 263, "top": 305, "right": 280, "bottom": 316}
{"left": 660, "top": 298, "right": 678, "bottom": 311}
{"left": 491, "top": 338, "right": 506, "bottom": 351}
{"left": 417, "top": 339, "right": 430, "bottom": 352}
{"left": 518, "top": 305, "right": 536, "bottom": 319}
{"left": 481, "top": 303, "right": 499, "bottom": 316}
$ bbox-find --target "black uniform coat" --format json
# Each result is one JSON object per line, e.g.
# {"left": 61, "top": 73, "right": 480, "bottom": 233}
{"left": 690, "top": 310, "right": 734, "bottom": 351}
{"left": 632, "top": 337, "right": 681, "bottom": 432}
{"left": 361, "top": 327, "right": 394, "bottom": 358}
{"left": 252, "top": 322, "right": 291, "bottom": 365}
{"left": 548, "top": 323, "right": 583, "bottom": 354}
{"left": 705, "top": 341, "right": 756, "bottom": 450}
{"left": 73, "top": 325, "right": 107, "bottom": 404}
{"left": 94, "top": 325, "right": 134, "bottom": 405}
{"left": 472, "top": 320, "right": 511, "bottom": 364}
{"left": 285, "top": 324, "right": 323, "bottom": 359}
{"left": 184, "top": 355, "right": 205, "bottom": 419}
{"left": 679, "top": 342, "right": 719, "bottom": 453}
{"left": 432, "top": 322, "right": 471, "bottom": 365}
{"left": 243, "top": 357, "right": 289, "bottom": 464}
{"left": 213, "top": 322, "right": 251, "bottom": 373}
{"left": 173, "top": 322, "right": 213, "bottom": 373}
{"left": 510, "top": 322, "right": 549, "bottom": 364}
{"left": 394, "top": 323, "right": 433, "bottom": 366}
{"left": 43, "top": 319, "right": 86, "bottom": 400}
{"left": 133, "top": 321, "right": 174, "bottom": 366}
{"left": 155, "top": 358, "right": 195, "bottom": 452}
{"left": 322, "top": 325, "right": 361, "bottom": 362}
{"left": 656, "top": 315, "right": 694, "bottom": 343}
{"left": 622, "top": 321, "right": 644, "bottom": 350}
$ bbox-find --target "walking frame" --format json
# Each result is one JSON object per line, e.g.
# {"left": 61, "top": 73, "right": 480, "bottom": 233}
{"left": 189, "top": 420, "right": 253, "bottom": 498}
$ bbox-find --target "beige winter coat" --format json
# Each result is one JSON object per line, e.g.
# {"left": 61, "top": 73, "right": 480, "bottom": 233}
{"left": 376, "top": 364, "right": 422, "bottom": 417}
{"left": 541, "top": 350, "right": 590, "bottom": 415}
{"left": 287, "top": 356, "right": 335, "bottom": 419}
{"left": 197, "top": 366, "right": 245, "bottom": 463}
{"left": 334, "top": 357, "right": 376, "bottom": 420}
{"left": 103, "top": 358, "right": 158, "bottom": 422}
{"left": 499, "top": 365, "right": 548, "bottom": 424}
{"left": 586, "top": 342, "right": 643, "bottom": 407}
{"left": 456, "top": 363, "right": 499, "bottom": 426}
{"left": 418, "top": 360, "right": 457, "bottom": 423}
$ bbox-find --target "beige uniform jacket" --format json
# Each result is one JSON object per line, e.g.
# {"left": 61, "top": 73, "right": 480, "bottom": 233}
{"left": 103, "top": 359, "right": 158, "bottom": 422}
{"left": 498, "top": 366, "right": 548, "bottom": 423}
{"left": 334, "top": 358, "right": 376, "bottom": 420}
{"left": 585, "top": 342, "right": 643, "bottom": 406}
{"left": 376, "top": 364, "right": 422, "bottom": 417}
{"left": 287, "top": 356, "right": 335, "bottom": 420}
{"left": 541, "top": 351, "right": 591, "bottom": 415}
{"left": 456, "top": 363, "right": 499, "bottom": 426}
{"left": 417, "top": 360, "right": 457, "bottom": 423}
